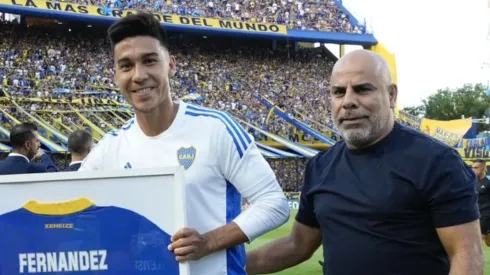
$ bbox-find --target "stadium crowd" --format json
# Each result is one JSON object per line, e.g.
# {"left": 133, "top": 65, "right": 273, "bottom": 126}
{"left": 63, "top": 0, "right": 365, "bottom": 33}
{"left": 0, "top": 17, "right": 418, "bottom": 190}
{"left": 0, "top": 21, "right": 336, "bottom": 129}
{"left": 0, "top": 19, "right": 325, "bottom": 190}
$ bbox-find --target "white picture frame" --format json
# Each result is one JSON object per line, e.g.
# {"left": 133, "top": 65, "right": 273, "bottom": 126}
{"left": 0, "top": 166, "right": 189, "bottom": 275}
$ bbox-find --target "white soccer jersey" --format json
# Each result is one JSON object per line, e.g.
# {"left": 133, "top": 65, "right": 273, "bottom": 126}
{"left": 79, "top": 100, "right": 289, "bottom": 275}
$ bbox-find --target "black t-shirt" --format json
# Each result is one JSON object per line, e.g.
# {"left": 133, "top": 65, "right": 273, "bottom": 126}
{"left": 296, "top": 122, "right": 479, "bottom": 275}
{"left": 477, "top": 176, "right": 490, "bottom": 218}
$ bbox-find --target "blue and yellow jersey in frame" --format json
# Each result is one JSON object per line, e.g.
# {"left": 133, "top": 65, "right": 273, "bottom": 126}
{"left": 0, "top": 197, "right": 179, "bottom": 274}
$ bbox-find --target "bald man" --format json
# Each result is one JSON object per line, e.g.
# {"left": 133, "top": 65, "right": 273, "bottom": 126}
{"left": 245, "top": 50, "right": 483, "bottom": 275}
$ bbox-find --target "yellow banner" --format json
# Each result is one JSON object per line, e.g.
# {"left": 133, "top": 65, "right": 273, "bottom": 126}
{"left": 419, "top": 118, "right": 472, "bottom": 147}
{"left": 1, "top": 0, "right": 287, "bottom": 34}
{"left": 258, "top": 133, "right": 333, "bottom": 150}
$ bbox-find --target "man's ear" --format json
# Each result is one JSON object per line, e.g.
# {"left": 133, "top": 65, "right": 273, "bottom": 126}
{"left": 168, "top": 56, "right": 176, "bottom": 78}
{"left": 24, "top": 140, "right": 32, "bottom": 153}
{"left": 388, "top": 84, "right": 398, "bottom": 109}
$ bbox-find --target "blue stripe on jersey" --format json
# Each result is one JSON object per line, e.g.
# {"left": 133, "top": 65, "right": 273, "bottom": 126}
{"left": 185, "top": 110, "right": 250, "bottom": 158}
{"left": 121, "top": 118, "right": 134, "bottom": 130}
{"left": 225, "top": 112, "right": 253, "bottom": 145}
{"left": 107, "top": 118, "right": 134, "bottom": 137}
{"left": 226, "top": 181, "right": 246, "bottom": 275}
{"left": 185, "top": 111, "right": 243, "bottom": 157}
{"left": 186, "top": 105, "right": 252, "bottom": 151}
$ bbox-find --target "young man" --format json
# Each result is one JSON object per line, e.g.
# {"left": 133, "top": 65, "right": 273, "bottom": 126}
{"left": 78, "top": 12, "right": 289, "bottom": 275}
{"left": 246, "top": 50, "right": 483, "bottom": 275}
{"left": 472, "top": 159, "right": 490, "bottom": 246}
{"left": 65, "top": 130, "right": 93, "bottom": 171}
{"left": 0, "top": 122, "right": 58, "bottom": 175}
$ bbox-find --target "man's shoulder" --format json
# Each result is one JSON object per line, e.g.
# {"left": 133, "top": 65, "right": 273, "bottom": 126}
{"left": 396, "top": 124, "right": 453, "bottom": 155}
{"left": 307, "top": 142, "right": 345, "bottom": 170}
{"left": 387, "top": 124, "right": 457, "bottom": 170}
{"left": 391, "top": 124, "right": 470, "bottom": 183}
{"left": 97, "top": 118, "right": 136, "bottom": 145}
{"left": 0, "top": 157, "right": 25, "bottom": 173}
{"left": 183, "top": 103, "right": 242, "bottom": 129}
{"left": 182, "top": 103, "right": 253, "bottom": 146}
{"left": 0, "top": 156, "right": 28, "bottom": 166}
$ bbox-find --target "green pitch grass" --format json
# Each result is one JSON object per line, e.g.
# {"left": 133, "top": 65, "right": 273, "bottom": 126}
{"left": 246, "top": 210, "right": 490, "bottom": 274}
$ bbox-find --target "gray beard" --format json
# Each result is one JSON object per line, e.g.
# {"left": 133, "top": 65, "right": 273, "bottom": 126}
{"left": 334, "top": 111, "right": 388, "bottom": 149}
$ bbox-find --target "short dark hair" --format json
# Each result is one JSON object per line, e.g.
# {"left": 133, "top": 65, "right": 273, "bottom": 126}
{"left": 474, "top": 159, "right": 486, "bottom": 165}
{"left": 10, "top": 122, "right": 38, "bottom": 148}
{"left": 107, "top": 11, "right": 168, "bottom": 51}
{"left": 68, "top": 130, "right": 93, "bottom": 155}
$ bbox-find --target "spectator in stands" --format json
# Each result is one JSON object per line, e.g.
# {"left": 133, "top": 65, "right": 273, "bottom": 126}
{"left": 0, "top": 122, "right": 58, "bottom": 175}
{"left": 246, "top": 50, "right": 484, "bottom": 275}
{"left": 65, "top": 129, "right": 93, "bottom": 171}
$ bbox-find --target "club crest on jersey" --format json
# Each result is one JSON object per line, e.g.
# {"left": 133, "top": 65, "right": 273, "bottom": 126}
{"left": 177, "top": 146, "right": 196, "bottom": 170}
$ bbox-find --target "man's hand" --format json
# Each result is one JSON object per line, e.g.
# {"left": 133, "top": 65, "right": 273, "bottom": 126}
{"left": 168, "top": 228, "right": 212, "bottom": 262}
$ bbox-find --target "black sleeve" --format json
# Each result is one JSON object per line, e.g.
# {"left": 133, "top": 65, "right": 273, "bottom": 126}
{"left": 295, "top": 158, "right": 320, "bottom": 228}
{"left": 423, "top": 148, "right": 480, "bottom": 228}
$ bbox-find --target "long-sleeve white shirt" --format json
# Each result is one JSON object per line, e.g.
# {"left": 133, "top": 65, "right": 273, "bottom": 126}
{"left": 79, "top": 100, "right": 290, "bottom": 275}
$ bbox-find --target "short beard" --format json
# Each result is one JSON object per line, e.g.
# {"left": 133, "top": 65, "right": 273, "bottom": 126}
{"left": 333, "top": 110, "right": 389, "bottom": 149}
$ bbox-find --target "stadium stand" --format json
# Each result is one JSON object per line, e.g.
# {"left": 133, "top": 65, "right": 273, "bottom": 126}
{"left": 0, "top": 13, "right": 460, "bottom": 191}
{"left": 63, "top": 0, "right": 366, "bottom": 33}
{"left": 0, "top": 2, "right": 485, "bottom": 196}
{"left": 0, "top": 10, "right": 441, "bottom": 190}
{"left": 0, "top": 18, "right": 333, "bottom": 191}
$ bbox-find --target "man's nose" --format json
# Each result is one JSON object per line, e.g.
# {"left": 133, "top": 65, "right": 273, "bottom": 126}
{"left": 132, "top": 64, "right": 148, "bottom": 83}
{"left": 342, "top": 86, "right": 358, "bottom": 109}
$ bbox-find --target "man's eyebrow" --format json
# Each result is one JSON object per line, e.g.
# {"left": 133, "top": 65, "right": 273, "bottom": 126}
{"left": 331, "top": 84, "right": 345, "bottom": 90}
{"left": 116, "top": 52, "right": 159, "bottom": 65}
{"left": 330, "top": 83, "right": 378, "bottom": 94}
{"left": 141, "top": 52, "right": 159, "bottom": 59}
{"left": 352, "top": 82, "right": 376, "bottom": 89}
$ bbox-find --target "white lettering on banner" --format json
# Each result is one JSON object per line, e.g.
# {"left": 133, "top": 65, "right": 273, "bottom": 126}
{"left": 19, "top": 250, "right": 108, "bottom": 273}
{"left": 288, "top": 200, "right": 299, "bottom": 210}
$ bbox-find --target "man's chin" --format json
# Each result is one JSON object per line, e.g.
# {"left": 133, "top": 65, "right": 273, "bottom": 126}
{"left": 339, "top": 123, "right": 367, "bottom": 132}
{"left": 134, "top": 104, "right": 158, "bottom": 114}
{"left": 340, "top": 128, "right": 369, "bottom": 140}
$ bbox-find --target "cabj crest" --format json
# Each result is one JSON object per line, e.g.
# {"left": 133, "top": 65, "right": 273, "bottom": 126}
{"left": 177, "top": 146, "right": 196, "bottom": 170}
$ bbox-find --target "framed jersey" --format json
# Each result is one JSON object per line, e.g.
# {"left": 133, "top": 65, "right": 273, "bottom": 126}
{"left": 0, "top": 166, "right": 188, "bottom": 275}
